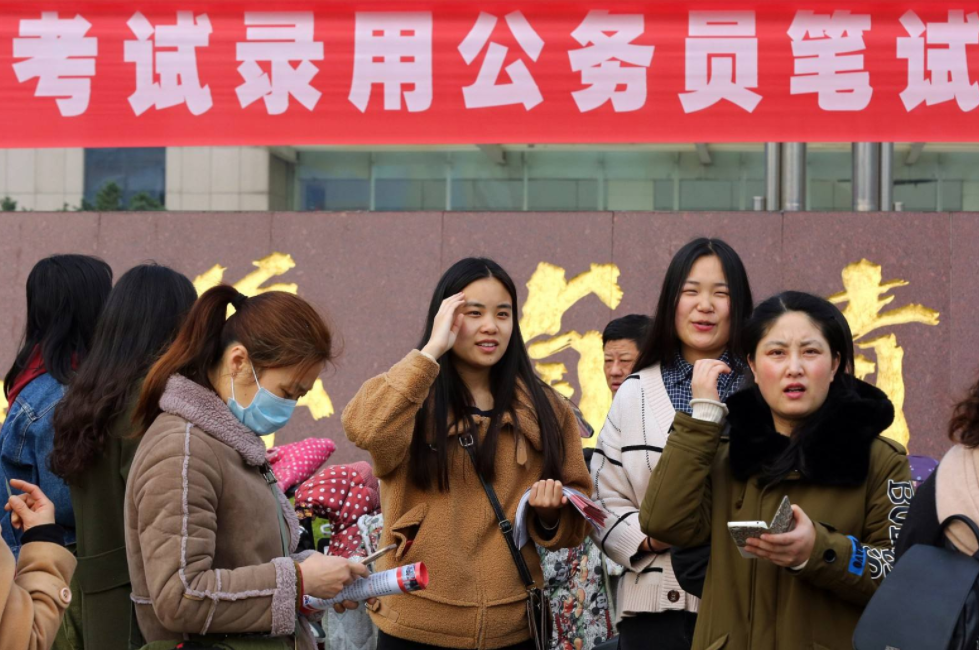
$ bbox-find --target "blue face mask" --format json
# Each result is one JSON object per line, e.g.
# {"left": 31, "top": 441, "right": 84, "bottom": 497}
{"left": 228, "top": 364, "right": 297, "bottom": 436}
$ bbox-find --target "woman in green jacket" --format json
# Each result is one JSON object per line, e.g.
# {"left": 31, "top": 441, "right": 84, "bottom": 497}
{"left": 49, "top": 264, "right": 197, "bottom": 650}
{"left": 640, "top": 291, "right": 913, "bottom": 650}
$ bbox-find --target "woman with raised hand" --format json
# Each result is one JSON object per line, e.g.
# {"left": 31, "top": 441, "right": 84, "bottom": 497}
{"left": 50, "top": 263, "right": 197, "bottom": 650}
{"left": 1, "top": 254, "right": 113, "bottom": 558}
{"left": 126, "top": 285, "right": 368, "bottom": 649}
{"left": 590, "top": 238, "right": 752, "bottom": 650}
{"left": 343, "top": 257, "right": 592, "bottom": 650}
{"left": 640, "top": 291, "right": 913, "bottom": 650}
{"left": 0, "top": 479, "right": 77, "bottom": 650}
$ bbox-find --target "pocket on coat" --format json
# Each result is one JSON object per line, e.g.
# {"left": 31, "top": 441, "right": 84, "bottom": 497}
{"left": 367, "top": 595, "right": 400, "bottom": 622}
{"left": 704, "top": 634, "right": 728, "bottom": 650}
{"left": 390, "top": 503, "right": 428, "bottom": 561}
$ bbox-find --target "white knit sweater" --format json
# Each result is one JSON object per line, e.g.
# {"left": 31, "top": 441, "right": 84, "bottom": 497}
{"left": 590, "top": 363, "right": 709, "bottom": 621}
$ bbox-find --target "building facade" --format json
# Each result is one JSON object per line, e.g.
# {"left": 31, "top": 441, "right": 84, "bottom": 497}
{"left": 2, "top": 143, "right": 978, "bottom": 213}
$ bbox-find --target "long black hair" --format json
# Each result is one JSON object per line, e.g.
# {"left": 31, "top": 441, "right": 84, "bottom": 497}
{"left": 409, "top": 257, "right": 566, "bottom": 491}
{"left": 741, "top": 291, "right": 856, "bottom": 486}
{"left": 4, "top": 254, "right": 113, "bottom": 393}
{"left": 634, "top": 238, "right": 753, "bottom": 372}
{"left": 50, "top": 264, "right": 197, "bottom": 483}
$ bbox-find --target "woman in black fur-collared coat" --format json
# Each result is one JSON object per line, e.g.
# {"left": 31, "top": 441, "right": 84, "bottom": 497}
{"left": 639, "top": 291, "right": 914, "bottom": 650}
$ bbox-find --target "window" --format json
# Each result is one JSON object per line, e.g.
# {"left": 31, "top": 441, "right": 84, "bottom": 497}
{"left": 84, "top": 148, "right": 165, "bottom": 208}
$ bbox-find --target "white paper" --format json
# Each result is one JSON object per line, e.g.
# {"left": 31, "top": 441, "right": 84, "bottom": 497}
{"left": 303, "top": 562, "right": 426, "bottom": 609}
{"left": 513, "top": 486, "right": 607, "bottom": 549}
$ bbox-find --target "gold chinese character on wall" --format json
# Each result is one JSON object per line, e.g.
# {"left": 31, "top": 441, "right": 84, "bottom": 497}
{"left": 194, "top": 252, "right": 334, "bottom": 449}
{"left": 828, "top": 259, "right": 940, "bottom": 448}
{"left": 521, "top": 262, "right": 623, "bottom": 447}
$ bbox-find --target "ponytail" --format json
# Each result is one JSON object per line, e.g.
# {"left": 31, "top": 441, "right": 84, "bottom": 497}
{"left": 134, "top": 285, "right": 333, "bottom": 436}
{"left": 135, "top": 286, "right": 238, "bottom": 434}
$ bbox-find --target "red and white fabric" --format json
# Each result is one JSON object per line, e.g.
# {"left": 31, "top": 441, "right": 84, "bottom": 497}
{"left": 266, "top": 437, "right": 336, "bottom": 492}
{"left": 295, "top": 461, "right": 380, "bottom": 558}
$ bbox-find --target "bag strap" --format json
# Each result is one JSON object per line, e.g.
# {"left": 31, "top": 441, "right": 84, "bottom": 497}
{"left": 939, "top": 513, "right": 979, "bottom": 559}
{"left": 261, "top": 461, "right": 292, "bottom": 557}
{"left": 459, "top": 433, "right": 536, "bottom": 589}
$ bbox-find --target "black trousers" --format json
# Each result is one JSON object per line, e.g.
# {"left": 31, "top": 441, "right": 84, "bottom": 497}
{"left": 617, "top": 611, "right": 697, "bottom": 650}
{"left": 376, "top": 630, "right": 537, "bottom": 650}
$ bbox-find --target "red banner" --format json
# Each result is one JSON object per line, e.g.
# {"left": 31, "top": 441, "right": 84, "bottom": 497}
{"left": 4, "top": 2, "right": 979, "bottom": 147}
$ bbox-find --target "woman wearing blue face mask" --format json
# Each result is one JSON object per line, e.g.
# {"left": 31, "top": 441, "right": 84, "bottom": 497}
{"left": 124, "top": 285, "right": 368, "bottom": 650}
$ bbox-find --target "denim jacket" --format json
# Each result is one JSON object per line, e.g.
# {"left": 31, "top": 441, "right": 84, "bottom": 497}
{"left": 0, "top": 374, "right": 74, "bottom": 557}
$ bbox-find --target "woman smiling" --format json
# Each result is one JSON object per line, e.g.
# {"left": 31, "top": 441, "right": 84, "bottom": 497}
{"left": 343, "top": 258, "right": 591, "bottom": 650}
{"left": 590, "top": 238, "right": 753, "bottom": 650}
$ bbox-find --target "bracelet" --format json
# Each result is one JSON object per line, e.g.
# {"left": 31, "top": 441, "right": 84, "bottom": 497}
{"left": 539, "top": 515, "right": 560, "bottom": 531}
{"left": 295, "top": 561, "right": 314, "bottom": 616}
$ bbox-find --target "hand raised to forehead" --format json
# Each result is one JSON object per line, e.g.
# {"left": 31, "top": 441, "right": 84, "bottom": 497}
{"left": 422, "top": 293, "right": 466, "bottom": 360}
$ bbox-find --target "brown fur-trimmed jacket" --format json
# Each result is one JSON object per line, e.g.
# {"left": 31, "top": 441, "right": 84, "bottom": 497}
{"left": 125, "top": 375, "right": 315, "bottom": 648}
{"left": 342, "top": 350, "right": 592, "bottom": 649}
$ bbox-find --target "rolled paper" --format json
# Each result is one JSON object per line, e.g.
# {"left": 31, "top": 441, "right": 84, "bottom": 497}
{"left": 303, "top": 562, "right": 429, "bottom": 609}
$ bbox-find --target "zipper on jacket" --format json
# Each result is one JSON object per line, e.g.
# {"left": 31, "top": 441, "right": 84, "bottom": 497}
{"left": 746, "top": 480, "right": 774, "bottom": 650}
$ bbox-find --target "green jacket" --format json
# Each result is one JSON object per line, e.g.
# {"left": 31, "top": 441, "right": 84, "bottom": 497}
{"left": 640, "top": 381, "right": 912, "bottom": 650}
{"left": 69, "top": 401, "right": 143, "bottom": 650}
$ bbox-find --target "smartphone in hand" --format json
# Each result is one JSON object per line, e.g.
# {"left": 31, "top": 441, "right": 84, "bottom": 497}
{"left": 727, "top": 496, "right": 794, "bottom": 559}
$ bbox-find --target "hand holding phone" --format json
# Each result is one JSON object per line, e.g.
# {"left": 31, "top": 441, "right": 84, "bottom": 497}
{"left": 746, "top": 504, "right": 816, "bottom": 568}
{"left": 728, "top": 496, "right": 794, "bottom": 559}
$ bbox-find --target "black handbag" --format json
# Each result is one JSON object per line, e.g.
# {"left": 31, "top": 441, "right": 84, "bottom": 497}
{"left": 459, "top": 433, "right": 553, "bottom": 650}
{"left": 853, "top": 514, "right": 979, "bottom": 650}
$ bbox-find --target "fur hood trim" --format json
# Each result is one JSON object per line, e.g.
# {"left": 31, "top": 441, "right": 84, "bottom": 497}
{"left": 727, "top": 378, "right": 894, "bottom": 486}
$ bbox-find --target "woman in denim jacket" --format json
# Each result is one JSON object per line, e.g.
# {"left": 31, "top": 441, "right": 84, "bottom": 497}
{"left": 1, "top": 254, "right": 112, "bottom": 558}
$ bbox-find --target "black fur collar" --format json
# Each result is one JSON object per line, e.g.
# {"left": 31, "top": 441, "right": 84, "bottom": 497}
{"left": 726, "top": 378, "right": 895, "bottom": 486}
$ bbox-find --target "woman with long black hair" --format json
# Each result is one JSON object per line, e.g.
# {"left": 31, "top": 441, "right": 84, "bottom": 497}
{"left": 343, "top": 257, "right": 592, "bottom": 650}
{"left": 1, "top": 254, "right": 112, "bottom": 558}
{"left": 590, "top": 238, "right": 753, "bottom": 650}
{"left": 50, "top": 263, "right": 197, "bottom": 650}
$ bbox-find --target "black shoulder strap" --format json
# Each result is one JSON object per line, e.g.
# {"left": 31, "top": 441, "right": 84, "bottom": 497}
{"left": 459, "top": 433, "right": 536, "bottom": 588}
{"left": 939, "top": 513, "right": 979, "bottom": 560}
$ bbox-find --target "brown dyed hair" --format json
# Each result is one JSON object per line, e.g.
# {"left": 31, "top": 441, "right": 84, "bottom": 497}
{"left": 949, "top": 372, "right": 979, "bottom": 448}
{"left": 134, "top": 285, "right": 333, "bottom": 435}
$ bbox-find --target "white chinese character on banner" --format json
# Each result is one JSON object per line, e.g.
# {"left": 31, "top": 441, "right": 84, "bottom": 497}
{"left": 680, "top": 11, "right": 761, "bottom": 113}
{"left": 788, "top": 11, "right": 872, "bottom": 111}
{"left": 459, "top": 12, "right": 544, "bottom": 110}
{"left": 124, "top": 12, "right": 213, "bottom": 116}
{"left": 568, "top": 11, "right": 654, "bottom": 112}
{"left": 237, "top": 12, "right": 324, "bottom": 115}
{"left": 12, "top": 13, "right": 97, "bottom": 117}
{"left": 348, "top": 12, "right": 432, "bottom": 112}
{"left": 898, "top": 10, "right": 979, "bottom": 112}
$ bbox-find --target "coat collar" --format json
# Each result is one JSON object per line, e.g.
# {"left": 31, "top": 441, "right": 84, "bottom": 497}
{"left": 158, "top": 374, "right": 303, "bottom": 553}
{"left": 159, "top": 374, "right": 267, "bottom": 467}
{"left": 726, "top": 378, "right": 895, "bottom": 486}
{"left": 440, "top": 381, "right": 546, "bottom": 467}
